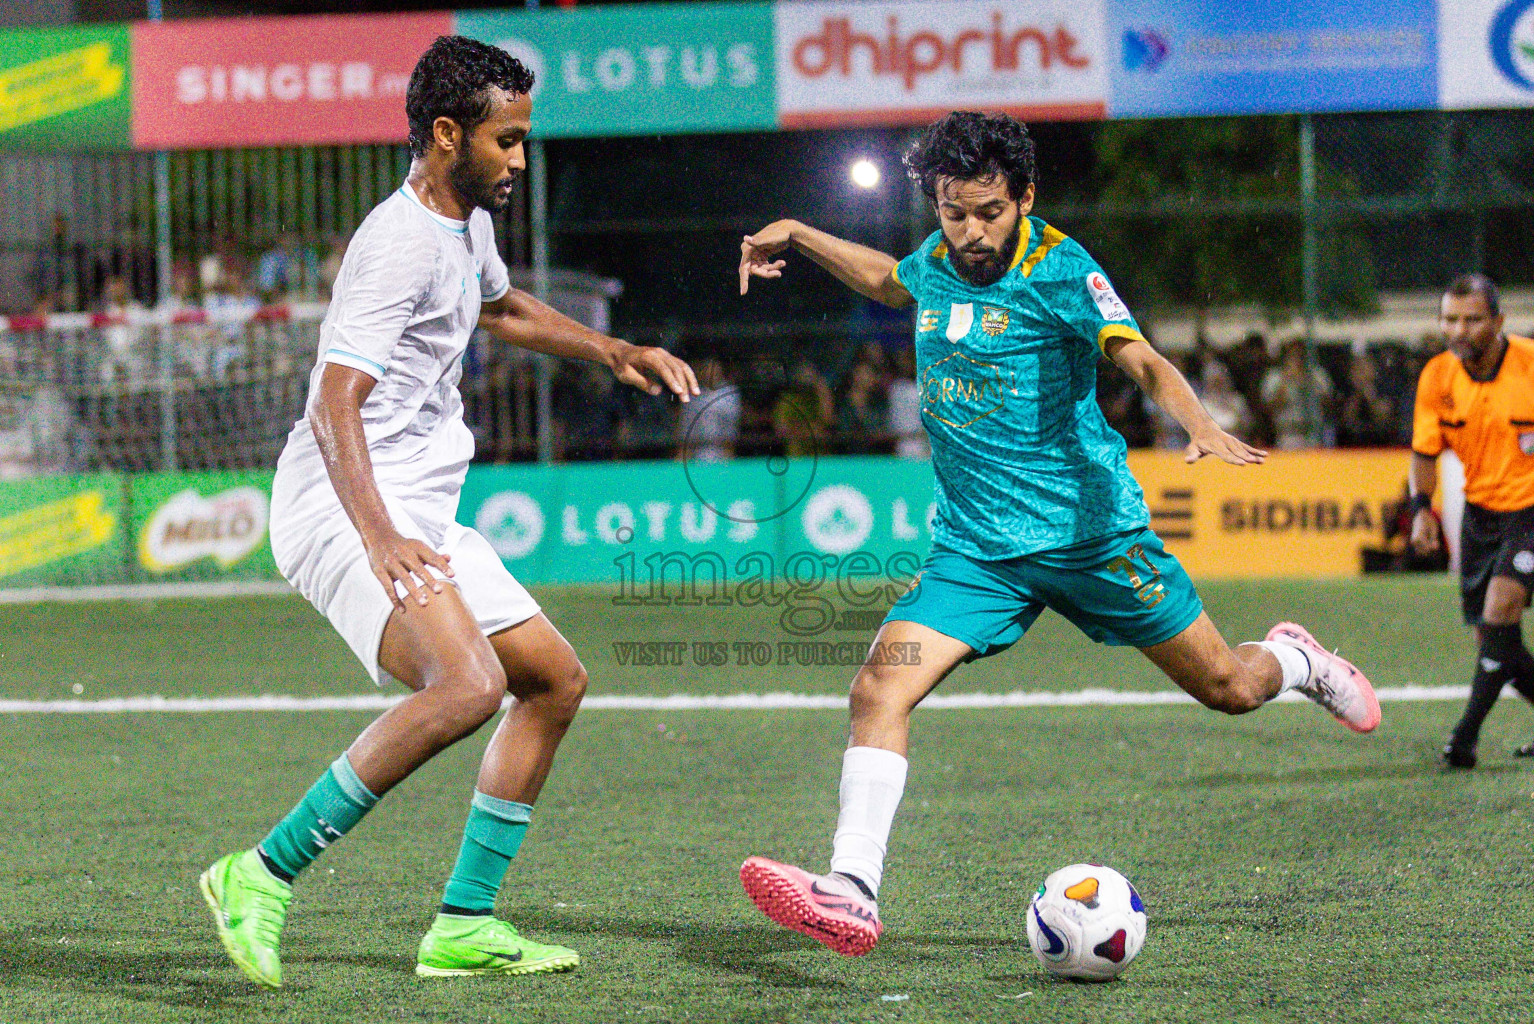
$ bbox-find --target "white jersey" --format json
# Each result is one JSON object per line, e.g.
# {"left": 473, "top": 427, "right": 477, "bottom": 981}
{"left": 271, "top": 182, "right": 510, "bottom": 564}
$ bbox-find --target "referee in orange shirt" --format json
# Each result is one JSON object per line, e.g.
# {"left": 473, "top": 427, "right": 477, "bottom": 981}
{"left": 1410, "top": 274, "right": 1534, "bottom": 768}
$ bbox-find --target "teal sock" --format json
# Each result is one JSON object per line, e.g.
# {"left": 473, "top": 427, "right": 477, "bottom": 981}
{"left": 440, "top": 792, "right": 532, "bottom": 915}
{"left": 257, "top": 753, "right": 378, "bottom": 881}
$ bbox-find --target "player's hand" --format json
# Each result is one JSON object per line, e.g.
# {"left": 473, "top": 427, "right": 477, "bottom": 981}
{"left": 1185, "top": 426, "right": 1267, "bottom": 466}
{"left": 610, "top": 343, "right": 700, "bottom": 402}
{"left": 739, "top": 220, "right": 797, "bottom": 294}
{"left": 1410, "top": 509, "right": 1442, "bottom": 554}
{"left": 364, "top": 530, "right": 454, "bottom": 610}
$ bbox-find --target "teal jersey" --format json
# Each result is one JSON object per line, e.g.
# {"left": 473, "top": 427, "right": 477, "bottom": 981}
{"left": 893, "top": 217, "right": 1150, "bottom": 559}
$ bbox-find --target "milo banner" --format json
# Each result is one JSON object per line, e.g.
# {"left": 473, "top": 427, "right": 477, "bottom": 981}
{"left": 0, "top": 473, "right": 123, "bottom": 586}
{"left": 0, "top": 24, "right": 131, "bottom": 151}
{"left": 129, "top": 469, "right": 277, "bottom": 581}
{"left": 460, "top": 451, "right": 1414, "bottom": 588}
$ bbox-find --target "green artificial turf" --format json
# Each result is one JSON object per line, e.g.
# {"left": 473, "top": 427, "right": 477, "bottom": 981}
{"left": 1, "top": 578, "right": 1531, "bottom": 1023}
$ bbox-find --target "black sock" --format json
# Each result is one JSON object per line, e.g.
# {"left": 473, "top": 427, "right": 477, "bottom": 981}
{"left": 1451, "top": 625, "right": 1523, "bottom": 750}
{"left": 257, "top": 846, "right": 295, "bottom": 885}
{"left": 438, "top": 903, "right": 492, "bottom": 917}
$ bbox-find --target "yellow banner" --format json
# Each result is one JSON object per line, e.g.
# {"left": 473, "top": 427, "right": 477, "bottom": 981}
{"left": 0, "top": 490, "right": 117, "bottom": 577}
{"left": 1126, "top": 449, "right": 1410, "bottom": 579}
{"left": 0, "top": 41, "right": 124, "bottom": 133}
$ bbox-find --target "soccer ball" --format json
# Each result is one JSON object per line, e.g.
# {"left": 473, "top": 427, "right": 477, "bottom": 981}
{"left": 1026, "top": 863, "right": 1147, "bottom": 981}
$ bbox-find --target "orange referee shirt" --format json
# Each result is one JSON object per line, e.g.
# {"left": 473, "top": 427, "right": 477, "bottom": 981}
{"left": 1412, "top": 334, "right": 1534, "bottom": 512}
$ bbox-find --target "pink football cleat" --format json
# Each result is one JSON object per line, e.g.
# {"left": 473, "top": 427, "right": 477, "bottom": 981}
{"left": 739, "top": 856, "right": 882, "bottom": 956}
{"left": 1267, "top": 621, "right": 1382, "bottom": 733}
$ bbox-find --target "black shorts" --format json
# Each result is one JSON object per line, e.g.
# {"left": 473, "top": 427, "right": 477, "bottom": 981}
{"left": 1459, "top": 502, "right": 1534, "bottom": 624}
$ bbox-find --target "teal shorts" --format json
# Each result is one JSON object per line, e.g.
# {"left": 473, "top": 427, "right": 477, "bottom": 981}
{"left": 885, "top": 528, "right": 1203, "bottom": 659}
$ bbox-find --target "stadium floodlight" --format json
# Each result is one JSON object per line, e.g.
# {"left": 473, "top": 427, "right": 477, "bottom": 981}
{"left": 849, "top": 158, "right": 881, "bottom": 189}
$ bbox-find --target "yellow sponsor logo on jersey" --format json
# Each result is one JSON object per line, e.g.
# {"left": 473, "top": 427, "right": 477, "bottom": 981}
{"left": 918, "top": 309, "right": 941, "bottom": 332}
{"left": 981, "top": 306, "right": 1009, "bottom": 336}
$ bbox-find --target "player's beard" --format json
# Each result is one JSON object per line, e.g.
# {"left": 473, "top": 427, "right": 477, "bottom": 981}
{"left": 948, "top": 216, "right": 1022, "bottom": 288}
{"left": 449, "top": 153, "right": 518, "bottom": 213}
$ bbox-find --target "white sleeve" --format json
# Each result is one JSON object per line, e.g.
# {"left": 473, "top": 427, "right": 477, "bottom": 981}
{"left": 323, "top": 230, "right": 434, "bottom": 380}
{"left": 480, "top": 237, "right": 510, "bottom": 303}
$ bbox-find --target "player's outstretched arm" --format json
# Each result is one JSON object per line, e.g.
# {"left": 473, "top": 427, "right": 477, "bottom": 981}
{"left": 1105, "top": 335, "right": 1267, "bottom": 467}
{"left": 740, "top": 219, "right": 913, "bottom": 308}
{"left": 311, "top": 364, "right": 455, "bottom": 610}
{"left": 480, "top": 290, "right": 699, "bottom": 402}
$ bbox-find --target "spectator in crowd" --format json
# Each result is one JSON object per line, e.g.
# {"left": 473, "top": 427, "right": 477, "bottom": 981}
{"left": 1096, "top": 353, "right": 1153, "bottom": 448}
{"left": 676, "top": 356, "right": 741, "bottom": 462}
{"left": 1199, "top": 360, "right": 1254, "bottom": 441}
{"left": 773, "top": 359, "right": 834, "bottom": 457}
{"left": 255, "top": 233, "right": 321, "bottom": 302}
{"left": 201, "top": 258, "right": 261, "bottom": 380}
{"left": 95, "top": 274, "right": 148, "bottom": 384}
{"left": 29, "top": 213, "right": 88, "bottom": 314}
{"left": 887, "top": 346, "right": 928, "bottom": 459}
{"left": 836, "top": 359, "right": 888, "bottom": 452}
{"left": 1225, "top": 331, "right": 1275, "bottom": 446}
{"left": 1261, "top": 339, "right": 1333, "bottom": 449}
{"left": 552, "top": 359, "right": 627, "bottom": 461}
{"left": 1337, "top": 348, "right": 1396, "bottom": 446}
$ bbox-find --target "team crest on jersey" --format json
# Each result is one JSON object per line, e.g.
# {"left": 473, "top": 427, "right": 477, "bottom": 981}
{"left": 1438, "top": 392, "right": 1455, "bottom": 413}
{"left": 981, "top": 306, "right": 1010, "bottom": 336}
{"left": 1520, "top": 431, "right": 1534, "bottom": 456}
{"left": 918, "top": 309, "right": 941, "bottom": 332}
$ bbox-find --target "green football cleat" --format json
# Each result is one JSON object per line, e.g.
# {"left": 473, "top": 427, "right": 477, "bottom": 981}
{"left": 415, "top": 914, "right": 579, "bottom": 977}
{"left": 199, "top": 849, "right": 292, "bottom": 989}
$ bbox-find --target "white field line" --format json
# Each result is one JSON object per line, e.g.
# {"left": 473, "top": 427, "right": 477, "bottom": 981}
{"left": 0, "top": 581, "right": 295, "bottom": 604}
{"left": 0, "top": 686, "right": 1471, "bottom": 715}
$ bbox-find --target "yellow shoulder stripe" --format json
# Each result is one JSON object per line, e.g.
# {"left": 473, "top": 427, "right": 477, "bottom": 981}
{"left": 931, "top": 241, "right": 948, "bottom": 260}
{"left": 1018, "top": 223, "right": 1068, "bottom": 277}
{"left": 1097, "top": 324, "right": 1146, "bottom": 353}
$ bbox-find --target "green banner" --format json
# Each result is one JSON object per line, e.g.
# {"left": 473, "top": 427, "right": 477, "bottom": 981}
{"left": 455, "top": 2, "right": 776, "bottom": 139}
{"left": 458, "top": 456, "right": 936, "bottom": 588}
{"left": 0, "top": 23, "right": 131, "bottom": 151}
{"left": 0, "top": 473, "right": 123, "bottom": 586}
{"left": 129, "top": 469, "right": 278, "bottom": 582}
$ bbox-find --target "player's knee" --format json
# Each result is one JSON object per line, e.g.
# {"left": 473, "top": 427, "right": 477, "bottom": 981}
{"left": 431, "top": 658, "right": 509, "bottom": 733}
{"left": 849, "top": 662, "right": 915, "bottom": 717}
{"left": 540, "top": 660, "right": 588, "bottom": 726}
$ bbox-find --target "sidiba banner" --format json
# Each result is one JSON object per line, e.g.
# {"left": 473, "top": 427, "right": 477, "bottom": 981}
{"left": 0, "top": 24, "right": 131, "bottom": 151}
{"left": 456, "top": 2, "right": 777, "bottom": 138}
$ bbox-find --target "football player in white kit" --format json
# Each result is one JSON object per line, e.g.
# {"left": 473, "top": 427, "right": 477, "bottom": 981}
{"left": 199, "top": 36, "right": 699, "bottom": 988}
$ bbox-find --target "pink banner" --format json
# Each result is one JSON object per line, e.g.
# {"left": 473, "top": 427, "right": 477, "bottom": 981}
{"left": 131, "top": 12, "right": 451, "bottom": 149}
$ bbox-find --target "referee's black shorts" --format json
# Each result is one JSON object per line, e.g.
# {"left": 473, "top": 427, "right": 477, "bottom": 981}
{"left": 1460, "top": 502, "right": 1534, "bottom": 624}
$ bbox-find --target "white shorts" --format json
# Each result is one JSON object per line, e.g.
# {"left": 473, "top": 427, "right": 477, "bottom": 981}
{"left": 274, "top": 507, "right": 540, "bottom": 685}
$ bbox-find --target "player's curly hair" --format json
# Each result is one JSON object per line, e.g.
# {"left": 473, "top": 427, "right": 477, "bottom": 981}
{"left": 904, "top": 111, "right": 1037, "bottom": 203}
{"left": 406, "top": 36, "right": 535, "bottom": 158}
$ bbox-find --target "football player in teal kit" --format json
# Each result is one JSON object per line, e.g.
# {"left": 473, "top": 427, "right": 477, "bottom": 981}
{"left": 733, "top": 111, "right": 1381, "bottom": 957}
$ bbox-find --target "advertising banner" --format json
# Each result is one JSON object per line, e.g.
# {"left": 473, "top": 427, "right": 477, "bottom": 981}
{"left": 0, "top": 24, "right": 131, "bottom": 151}
{"left": 774, "top": 0, "right": 1109, "bottom": 128}
{"left": 129, "top": 469, "right": 278, "bottom": 581}
{"left": 0, "top": 473, "right": 123, "bottom": 586}
{"left": 130, "top": 12, "right": 451, "bottom": 149}
{"left": 461, "top": 451, "right": 1412, "bottom": 589}
{"left": 456, "top": 3, "right": 776, "bottom": 138}
{"left": 1127, "top": 450, "right": 1408, "bottom": 579}
{"left": 1108, "top": 0, "right": 1437, "bottom": 117}
{"left": 1439, "top": 0, "right": 1534, "bottom": 110}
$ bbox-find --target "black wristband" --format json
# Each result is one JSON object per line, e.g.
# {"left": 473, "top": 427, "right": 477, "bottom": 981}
{"left": 1409, "top": 494, "right": 1433, "bottom": 515}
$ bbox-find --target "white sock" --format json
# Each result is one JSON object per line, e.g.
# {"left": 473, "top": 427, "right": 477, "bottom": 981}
{"left": 829, "top": 746, "right": 908, "bottom": 899}
{"left": 1252, "top": 640, "right": 1310, "bottom": 694}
